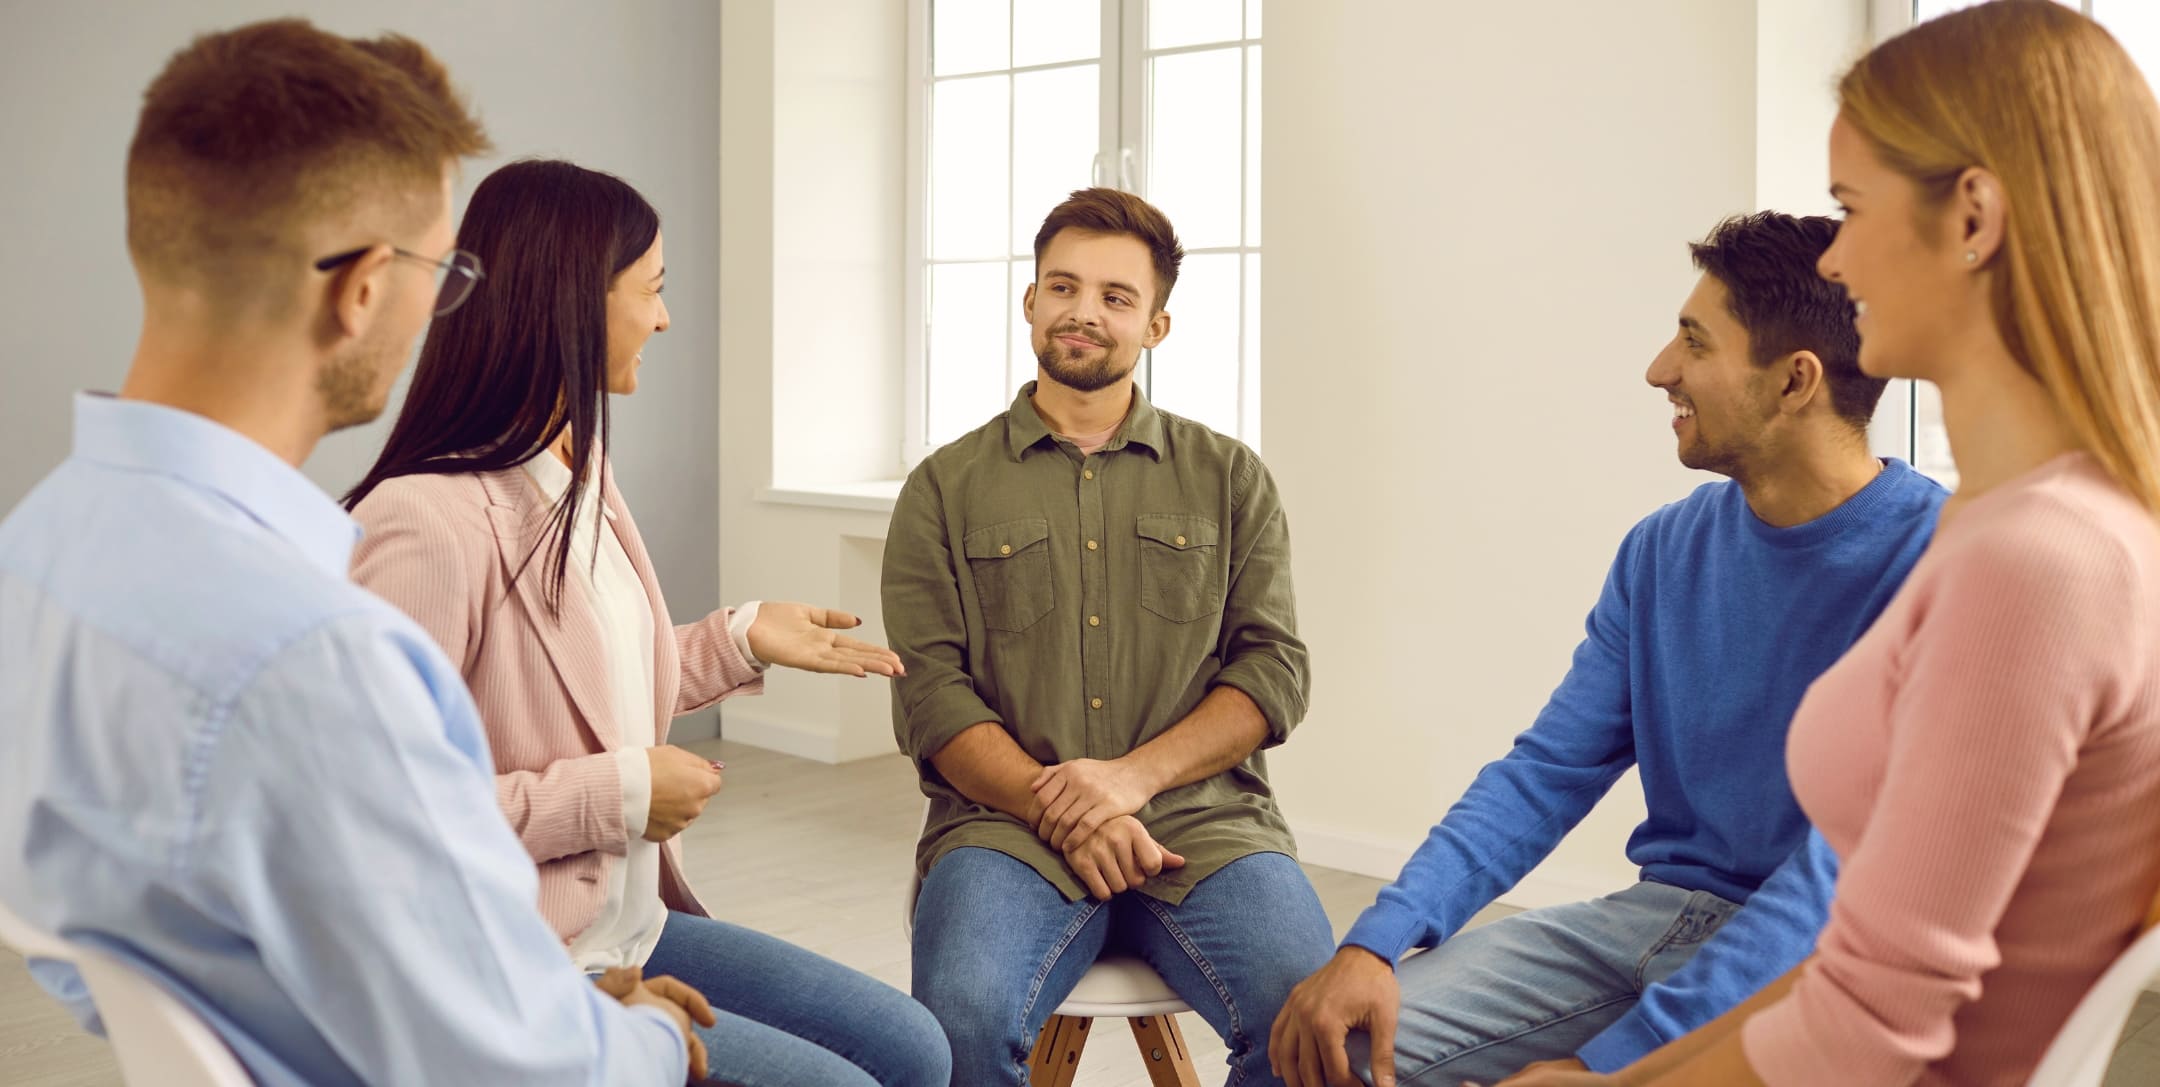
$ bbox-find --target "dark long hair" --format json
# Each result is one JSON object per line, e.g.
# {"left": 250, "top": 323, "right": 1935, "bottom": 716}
{"left": 344, "top": 158, "right": 659, "bottom": 615}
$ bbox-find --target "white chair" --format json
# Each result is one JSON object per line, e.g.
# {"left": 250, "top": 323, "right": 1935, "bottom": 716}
{"left": 0, "top": 897, "right": 253, "bottom": 1086}
{"left": 906, "top": 804, "right": 1202, "bottom": 1087}
{"left": 71, "top": 942, "right": 254, "bottom": 1087}
{"left": 2026, "top": 891, "right": 2160, "bottom": 1087}
{"left": 0, "top": 893, "right": 72, "bottom": 962}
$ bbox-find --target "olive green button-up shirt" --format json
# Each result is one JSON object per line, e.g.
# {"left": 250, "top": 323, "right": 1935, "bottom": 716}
{"left": 882, "top": 382, "right": 1311, "bottom": 904}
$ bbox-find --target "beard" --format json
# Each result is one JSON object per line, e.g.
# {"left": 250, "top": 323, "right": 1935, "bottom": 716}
{"left": 1036, "top": 327, "right": 1136, "bottom": 393}
{"left": 318, "top": 331, "right": 404, "bottom": 432}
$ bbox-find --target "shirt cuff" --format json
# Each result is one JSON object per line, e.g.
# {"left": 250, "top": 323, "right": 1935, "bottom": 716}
{"left": 1339, "top": 902, "right": 1424, "bottom": 965}
{"left": 615, "top": 746, "right": 652, "bottom": 841}
{"left": 623, "top": 1003, "right": 690, "bottom": 1078}
{"left": 729, "top": 601, "right": 769, "bottom": 672}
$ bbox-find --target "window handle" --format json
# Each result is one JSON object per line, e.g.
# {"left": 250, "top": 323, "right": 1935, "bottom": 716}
{"left": 1092, "top": 147, "right": 1136, "bottom": 191}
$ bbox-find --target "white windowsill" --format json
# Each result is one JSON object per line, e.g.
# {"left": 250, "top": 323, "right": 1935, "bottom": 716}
{"left": 757, "top": 479, "right": 904, "bottom": 514}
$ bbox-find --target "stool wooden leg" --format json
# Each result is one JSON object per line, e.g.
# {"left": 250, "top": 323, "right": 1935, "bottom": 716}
{"left": 1028, "top": 1013, "right": 1093, "bottom": 1087}
{"left": 1128, "top": 1013, "right": 1201, "bottom": 1087}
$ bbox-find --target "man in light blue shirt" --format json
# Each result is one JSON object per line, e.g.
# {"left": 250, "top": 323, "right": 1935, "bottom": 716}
{"left": 0, "top": 19, "right": 707, "bottom": 1086}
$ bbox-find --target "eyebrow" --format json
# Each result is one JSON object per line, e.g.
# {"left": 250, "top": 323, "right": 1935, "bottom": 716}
{"left": 1679, "top": 316, "right": 1712, "bottom": 338}
{"left": 1828, "top": 183, "right": 1859, "bottom": 199}
{"left": 1043, "top": 268, "right": 1144, "bottom": 300}
{"left": 652, "top": 266, "right": 666, "bottom": 282}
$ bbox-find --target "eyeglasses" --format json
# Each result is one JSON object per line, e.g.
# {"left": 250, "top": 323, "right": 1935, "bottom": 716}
{"left": 313, "top": 246, "right": 485, "bottom": 316}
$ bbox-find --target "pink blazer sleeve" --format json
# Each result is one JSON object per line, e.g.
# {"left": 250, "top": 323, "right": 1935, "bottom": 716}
{"left": 673, "top": 607, "right": 765, "bottom": 716}
{"left": 351, "top": 477, "right": 629, "bottom": 864}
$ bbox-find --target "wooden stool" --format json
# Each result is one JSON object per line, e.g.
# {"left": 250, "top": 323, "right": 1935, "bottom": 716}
{"left": 1026, "top": 953, "right": 1199, "bottom": 1087}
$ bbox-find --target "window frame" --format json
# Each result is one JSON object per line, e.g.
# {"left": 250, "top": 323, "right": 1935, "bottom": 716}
{"left": 902, "top": 0, "right": 1263, "bottom": 468}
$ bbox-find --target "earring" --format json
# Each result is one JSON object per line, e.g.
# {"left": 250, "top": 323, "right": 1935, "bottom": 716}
{"left": 1965, "top": 251, "right": 1979, "bottom": 264}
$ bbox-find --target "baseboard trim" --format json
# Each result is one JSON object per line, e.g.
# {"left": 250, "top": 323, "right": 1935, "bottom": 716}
{"left": 1291, "top": 820, "right": 1624, "bottom": 914}
{"left": 718, "top": 707, "right": 842, "bottom": 764}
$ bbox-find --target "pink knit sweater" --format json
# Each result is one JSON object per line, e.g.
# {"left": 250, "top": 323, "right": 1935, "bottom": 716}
{"left": 1744, "top": 453, "right": 2160, "bottom": 1086}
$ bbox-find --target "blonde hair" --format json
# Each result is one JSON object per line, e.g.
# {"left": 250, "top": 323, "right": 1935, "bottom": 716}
{"left": 1840, "top": 0, "right": 2160, "bottom": 510}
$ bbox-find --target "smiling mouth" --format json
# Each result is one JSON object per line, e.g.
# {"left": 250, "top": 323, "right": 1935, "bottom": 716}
{"left": 1671, "top": 401, "right": 1696, "bottom": 424}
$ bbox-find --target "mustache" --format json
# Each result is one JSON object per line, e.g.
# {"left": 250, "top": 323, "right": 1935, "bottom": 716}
{"left": 1049, "top": 324, "right": 1112, "bottom": 347}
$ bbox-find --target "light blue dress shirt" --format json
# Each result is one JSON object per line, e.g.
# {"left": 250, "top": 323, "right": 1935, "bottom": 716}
{"left": 0, "top": 395, "right": 687, "bottom": 1086}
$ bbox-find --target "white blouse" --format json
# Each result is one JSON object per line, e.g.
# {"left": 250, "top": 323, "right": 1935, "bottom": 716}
{"left": 523, "top": 452, "right": 667, "bottom": 971}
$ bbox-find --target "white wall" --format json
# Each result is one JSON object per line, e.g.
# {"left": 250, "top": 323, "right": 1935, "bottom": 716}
{"left": 0, "top": 2, "right": 726, "bottom": 737}
{"left": 717, "top": 0, "right": 1872, "bottom": 903}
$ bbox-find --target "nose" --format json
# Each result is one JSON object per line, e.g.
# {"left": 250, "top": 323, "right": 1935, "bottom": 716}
{"left": 1646, "top": 339, "right": 1680, "bottom": 390}
{"left": 1070, "top": 292, "right": 1103, "bottom": 327}
{"left": 655, "top": 296, "right": 670, "bottom": 333}
{"left": 1816, "top": 236, "right": 1842, "bottom": 284}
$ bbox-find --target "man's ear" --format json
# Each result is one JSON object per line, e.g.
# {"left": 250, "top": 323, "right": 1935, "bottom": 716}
{"left": 325, "top": 244, "right": 397, "bottom": 341}
{"left": 1780, "top": 350, "right": 1826, "bottom": 416}
{"left": 1143, "top": 307, "right": 1171, "bottom": 349}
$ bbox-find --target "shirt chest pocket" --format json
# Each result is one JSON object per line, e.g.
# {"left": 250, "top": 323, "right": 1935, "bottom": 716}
{"left": 964, "top": 518, "right": 1055, "bottom": 633}
{"left": 1137, "top": 514, "right": 1223, "bottom": 623}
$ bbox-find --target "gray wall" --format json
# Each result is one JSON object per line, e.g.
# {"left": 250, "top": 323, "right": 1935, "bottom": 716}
{"left": 0, "top": 2, "right": 723, "bottom": 731}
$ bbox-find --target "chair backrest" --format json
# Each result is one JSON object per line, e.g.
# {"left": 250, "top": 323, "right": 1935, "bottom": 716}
{"left": 0, "top": 895, "right": 72, "bottom": 962}
{"left": 2025, "top": 888, "right": 2160, "bottom": 1087}
{"left": 68, "top": 942, "right": 254, "bottom": 1087}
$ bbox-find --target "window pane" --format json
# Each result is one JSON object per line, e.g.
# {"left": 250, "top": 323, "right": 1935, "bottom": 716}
{"left": 1148, "top": 47, "right": 1244, "bottom": 249}
{"left": 1246, "top": 45, "right": 1261, "bottom": 246}
{"left": 1149, "top": 253, "right": 1241, "bottom": 435}
{"left": 932, "top": 75, "right": 1011, "bottom": 260}
{"left": 935, "top": 0, "right": 1009, "bottom": 76}
{"left": 1013, "top": 0, "right": 1100, "bottom": 69}
{"left": 1245, "top": 0, "right": 1262, "bottom": 37}
{"left": 1149, "top": 0, "right": 1244, "bottom": 49}
{"left": 1009, "top": 262, "right": 1036, "bottom": 398}
{"left": 2094, "top": 0, "right": 2160, "bottom": 83}
{"left": 1915, "top": 0, "right": 2074, "bottom": 20}
{"left": 1012, "top": 64, "right": 1102, "bottom": 254}
{"left": 929, "top": 261, "right": 1013, "bottom": 445}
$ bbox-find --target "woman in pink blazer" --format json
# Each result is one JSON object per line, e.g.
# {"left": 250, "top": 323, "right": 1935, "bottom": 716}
{"left": 346, "top": 160, "right": 947, "bottom": 1087}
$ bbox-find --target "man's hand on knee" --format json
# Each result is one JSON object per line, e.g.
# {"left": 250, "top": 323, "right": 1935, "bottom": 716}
{"left": 1269, "top": 945, "right": 1401, "bottom": 1087}
{"left": 1062, "top": 814, "right": 1185, "bottom": 900}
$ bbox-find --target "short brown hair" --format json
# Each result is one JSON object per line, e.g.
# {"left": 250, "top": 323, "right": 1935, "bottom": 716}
{"left": 1031, "top": 188, "right": 1185, "bottom": 309}
{"left": 126, "top": 19, "right": 491, "bottom": 305}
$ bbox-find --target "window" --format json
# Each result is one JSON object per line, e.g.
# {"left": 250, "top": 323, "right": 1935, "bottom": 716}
{"left": 906, "top": 0, "right": 1263, "bottom": 464}
{"left": 1897, "top": 0, "right": 2160, "bottom": 488}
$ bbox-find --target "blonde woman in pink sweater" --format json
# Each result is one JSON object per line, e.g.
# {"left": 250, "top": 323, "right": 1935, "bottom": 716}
{"left": 1501, "top": 3, "right": 2160, "bottom": 1086}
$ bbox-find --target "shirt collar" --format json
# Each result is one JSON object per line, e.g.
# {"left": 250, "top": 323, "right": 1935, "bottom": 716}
{"left": 520, "top": 447, "right": 613, "bottom": 520}
{"left": 69, "top": 392, "right": 360, "bottom": 578}
{"left": 1004, "top": 380, "right": 1166, "bottom": 461}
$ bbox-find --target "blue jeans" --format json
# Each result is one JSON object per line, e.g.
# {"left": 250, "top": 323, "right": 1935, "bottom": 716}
{"left": 637, "top": 910, "right": 951, "bottom": 1086}
{"left": 912, "top": 847, "right": 1335, "bottom": 1087}
{"left": 1347, "top": 881, "right": 1740, "bottom": 1086}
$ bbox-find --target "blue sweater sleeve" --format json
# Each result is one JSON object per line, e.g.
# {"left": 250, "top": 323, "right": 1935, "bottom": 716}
{"left": 1339, "top": 529, "right": 1645, "bottom": 963}
{"left": 1575, "top": 829, "right": 1837, "bottom": 1072}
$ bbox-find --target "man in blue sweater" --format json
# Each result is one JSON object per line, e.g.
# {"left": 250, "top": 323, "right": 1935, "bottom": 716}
{"left": 1268, "top": 212, "right": 1948, "bottom": 1087}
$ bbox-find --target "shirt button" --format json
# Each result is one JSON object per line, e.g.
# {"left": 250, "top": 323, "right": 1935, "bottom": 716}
{"left": 1086, "top": 539, "right": 1098, "bottom": 551}
{"left": 1083, "top": 469, "right": 1095, "bottom": 480}
{"left": 1089, "top": 615, "right": 1101, "bottom": 627}
{"left": 1090, "top": 697, "right": 1103, "bottom": 710}
{"left": 1174, "top": 535, "right": 1187, "bottom": 547}
{"left": 999, "top": 544, "right": 1012, "bottom": 555}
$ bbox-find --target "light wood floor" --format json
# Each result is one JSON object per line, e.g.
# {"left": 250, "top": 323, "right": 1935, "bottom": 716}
{"left": 4, "top": 738, "right": 2157, "bottom": 1085}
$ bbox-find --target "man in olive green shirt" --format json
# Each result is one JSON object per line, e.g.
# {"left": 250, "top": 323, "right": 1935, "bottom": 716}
{"left": 884, "top": 188, "right": 1333, "bottom": 1086}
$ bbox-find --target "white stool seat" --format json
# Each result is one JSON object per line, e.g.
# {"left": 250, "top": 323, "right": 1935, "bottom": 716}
{"left": 1054, "top": 954, "right": 1190, "bottom": 1019}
